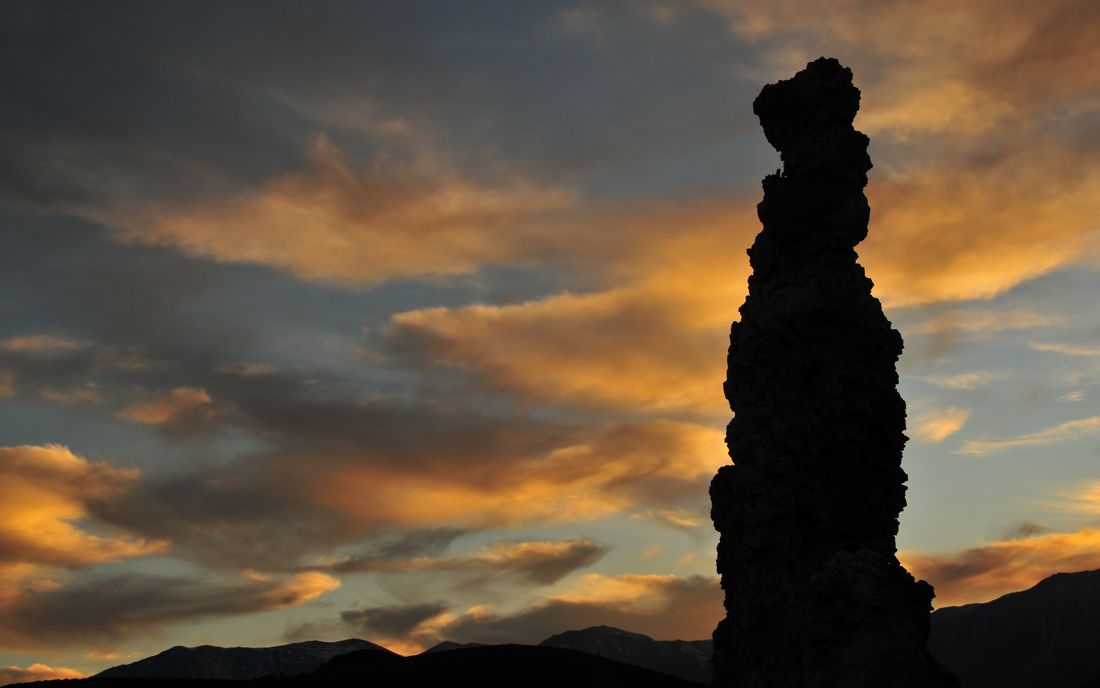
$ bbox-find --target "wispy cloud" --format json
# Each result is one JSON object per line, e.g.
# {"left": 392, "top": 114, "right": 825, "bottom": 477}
{"left": 39, "top": 386, "right": 106, "bottom": 405}
{"left": 911, "top": 408, "right": 970, "bottom": 443}
{"left": 1052, "top": 480, "right": 1100, "bottom": 517}
{"left": 107, "top": 136, "right": 572, "bottom": 286}
{"left": 326, "top": 537, "right": 608, "bottom": 585}
{"left": 957, "top": 415, "right": 1100, "bottom": 456}
{"left": 917, "top": 371, "right": 1004, "bottom": 390}
{"left": 0, "top": 335, "right": 90, "bottom": 355}
{"left": 1031, "top": 342, "right": 1100, "bottom": 357}
{"left": 0, "top": 570, "right": 339, "bottom": 650}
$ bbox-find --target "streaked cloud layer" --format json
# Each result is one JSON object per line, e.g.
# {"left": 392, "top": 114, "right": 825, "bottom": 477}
{"left": 1, "top": 0, "right": 1097, "bottom": 673}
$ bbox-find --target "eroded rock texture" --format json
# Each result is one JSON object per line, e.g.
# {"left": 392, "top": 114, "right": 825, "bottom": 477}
{"left": 709, "top": 58, "right": 958, "bottom": 688}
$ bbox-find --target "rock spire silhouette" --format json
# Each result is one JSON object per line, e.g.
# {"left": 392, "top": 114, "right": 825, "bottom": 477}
{"left": 709, "top": 58, "right": 958, "bottom": 687}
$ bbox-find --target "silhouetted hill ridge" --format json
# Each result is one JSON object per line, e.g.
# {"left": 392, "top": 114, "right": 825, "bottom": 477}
{"left": 422, "top": 640, "right": 487, "bottom": 653}
{"left": 315, "top": 644, "right": 704, "bottom": 686}
{"left": 96, "top": 639, "right": 389, "bottom": 680}
{"left": 929, "top": 568, "right": 1100, "bottom": 688}
{"left": 5, "top": 645, "right": 702, "bottom": 688}
{"left": 540, "top": 625, "right": 711, "bottom": 684}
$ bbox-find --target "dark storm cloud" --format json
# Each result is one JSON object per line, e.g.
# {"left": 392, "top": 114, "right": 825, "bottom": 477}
{"left": 0, "top": 571, "right": 338, "bottom": 648}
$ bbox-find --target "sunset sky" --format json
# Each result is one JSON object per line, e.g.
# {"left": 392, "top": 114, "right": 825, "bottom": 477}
{"left": 2, "top": 0, "right": 1100, "bottom": 681}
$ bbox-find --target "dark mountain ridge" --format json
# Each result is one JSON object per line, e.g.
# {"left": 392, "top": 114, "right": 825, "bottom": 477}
{"left": 540, "top": 625, "right": 711, "bottom": 684}
{"left": 8, "top": 645, "right": 702, "bottom": 688}
{"left": 96, "top": 639, "right": 389, "bottom": 680}
{"left": 929, "top": 568, "right": 1100, "bottom": 688}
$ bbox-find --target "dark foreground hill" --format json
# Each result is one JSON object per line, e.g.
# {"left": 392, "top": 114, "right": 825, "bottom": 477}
{"left": 96, "top": 639, "right": 389, "bottom": 680}
{"left": 929, "top": 568, "right": 1100, "bottom": 688}
{"left": 541, "top": 625, "right": 711, "bottom": 684}
{"left": 7, "top": 645, "right": 703, "bottom": 688}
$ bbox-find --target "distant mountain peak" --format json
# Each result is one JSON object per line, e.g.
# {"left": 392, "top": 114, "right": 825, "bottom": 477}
{"left": 541, "top": 625, "right": 711, "bottom": 684}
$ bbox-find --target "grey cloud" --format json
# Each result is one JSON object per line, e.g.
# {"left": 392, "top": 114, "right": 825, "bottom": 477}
{"left": 329, "top": 537, "right": 608, "bottom": 586}
{"left": 0, "top": 571, "right": 337, "bottom": 648}
{"left": 340, "top": 603, "right": 450, "bottom": 638}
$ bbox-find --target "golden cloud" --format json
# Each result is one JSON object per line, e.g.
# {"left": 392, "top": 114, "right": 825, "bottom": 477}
{"left": 860, "top": 157, "right": 1100, "bottom": 307}
{"left": 262, "top": 571, "right": 341, "bottom": 608}
{"left": 385, "top": 200, "right": 757, "bottom": 416}
{"left": 0, "top": 444, "right": 168, "bottom": 571}
{"left": 108, "top": 136, "right": 571, "bottom": 286}
{"left": 0, "top": 335, "right": 90, "bottom": 355}
{"left": 911, "top": 408, "right": 970, "bottom": 443}
{"left": 902, "top": 527, "right": 1100, "bottom": 607}
{"left": 118, "top": 387, "right": 222, "bottom": 427}
{"left": 0, "top": 663, "right": 85, "bottom": 685}
{"left": 312, "top": 419, "right": 726, "bottom": 529}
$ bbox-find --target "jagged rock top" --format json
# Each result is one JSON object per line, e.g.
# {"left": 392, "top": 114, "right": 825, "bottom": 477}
{"left": 753, "top": 57, "right": 871, "bottom": 186}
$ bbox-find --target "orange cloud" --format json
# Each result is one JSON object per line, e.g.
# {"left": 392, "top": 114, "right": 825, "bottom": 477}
{"left": 860, "top": 158, "right": 1100, "bottom": 307}
{"left": 0, "top": 663, "right": 85, "bottom": 685}
{"left": 681, "top": 1, "right": 1100, "bottom": 307}
{"left": 386, "top": 200, "right": 756, "bottom": 416}
{"left": 0, "top": 370, "right": 13, "bottom": 397}
{"left": 108, "top": 136, "right": 571, "bottom": 286}
{"left": 385, "top": 164, "right": 1095, "bottom": 417}
{"left": 0, "top": 334, "right": 89, "bottom": 355}
{"left": 313, "top": 419, "right": 726, "bottom": 529}
{"left": 902, "top": 527, "right": 1100, "bottom": 607}
{"left": 390, "top": 285, "right": 730, "bottom": 415}
{"left": 84, "top": 649, "right": 140, "bottom": 661}
{"left": 118, "top": 387, "right": 221, "bottom": 427}
{"left": 911, "top": 408, "right": 970, "bottom": 443}
{"left": 262, "top": 571, "right": 341, "bottom": 607}
{"left": 0, "top": 445, "right": 168, "bottom": 571}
